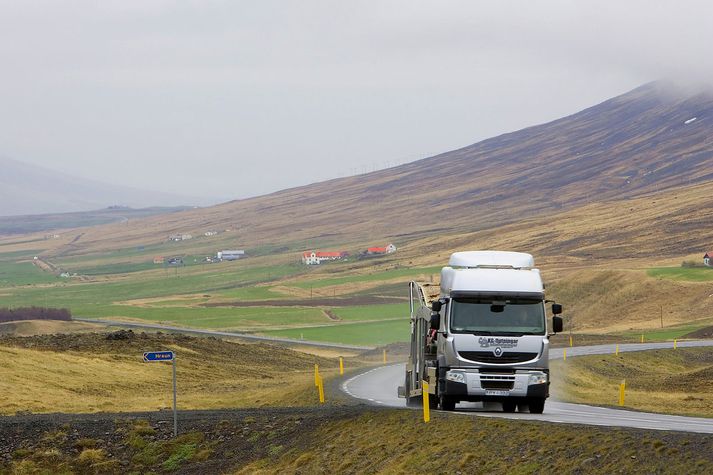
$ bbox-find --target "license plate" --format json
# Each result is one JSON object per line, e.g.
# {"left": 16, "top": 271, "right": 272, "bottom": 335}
{"left": 485, "top": 390, "right": 509, "bottom": 396}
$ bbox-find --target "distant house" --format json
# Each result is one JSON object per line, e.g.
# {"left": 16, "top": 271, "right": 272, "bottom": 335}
{"left": 168, "top": 234, "right": 193, "bottom": 242}
{"left": 153, "top": 256, "right": 165, "bottom": 264}
{"left": 705, "top": 252, "right": 713, "bottom": 267}
{"left": 217, "top": 250, "right": 245, "bottom": 261}
{"left": 366, "top": 243, "right": 397, "bottom": 256}
{"left": 302, "top": 250, "right": 349, "bottom": 265}
{"left": 302, "top": 251, "right": 320, "bottom": 265}
{"left": 204, "top": 231, "right": 218, "bottom": 237}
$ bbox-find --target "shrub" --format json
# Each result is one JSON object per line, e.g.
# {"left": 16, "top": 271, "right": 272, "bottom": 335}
{"left": 77, "top": 448, "right": 106, "bottom": 465}
{"left": 162, "top": 443, "right": 196, "bottom": 471}
{"left": 0, "top": 306, "right": 71, "bottom": 323}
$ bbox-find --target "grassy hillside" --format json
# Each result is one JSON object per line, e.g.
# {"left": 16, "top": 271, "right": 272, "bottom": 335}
{"left": 4, "top": 83, "right": 713, "bottom": 261}
{"left": 0, "top": 332, "right": 343, "bottom": 415}
{"left": 551, "top": 347, "right": 713, "bottom": 418}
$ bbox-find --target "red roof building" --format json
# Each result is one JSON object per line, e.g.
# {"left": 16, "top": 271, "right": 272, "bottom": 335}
{"left": 365, "top": 243, "right": 397, "bottom": 255}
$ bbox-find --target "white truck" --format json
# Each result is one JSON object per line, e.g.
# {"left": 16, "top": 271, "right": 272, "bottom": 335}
{"left": 398, "top": 251, "right": 563, "bottom": 413}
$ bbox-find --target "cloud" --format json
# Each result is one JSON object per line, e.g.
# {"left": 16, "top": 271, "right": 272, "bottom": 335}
{"left": 0, "top": 1, "right": 710, "bottom": 201}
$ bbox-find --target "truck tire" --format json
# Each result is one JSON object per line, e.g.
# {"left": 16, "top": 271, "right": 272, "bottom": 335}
{"left": 440, "top": 395, "right": 456, "bottom": 411}
{"left": 502, "top": 401, "right": 517, "bottom": 413}
{"left": 528, "top": 398, "right": 546, "bottom": 414}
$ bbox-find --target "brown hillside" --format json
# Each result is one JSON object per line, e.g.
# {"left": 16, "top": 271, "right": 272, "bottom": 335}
{"left": 6, "top": 82, "right": 713, "bottom": 258}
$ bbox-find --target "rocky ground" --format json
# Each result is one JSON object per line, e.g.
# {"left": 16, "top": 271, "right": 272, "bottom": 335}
{"left": 0, "top": 406, "right": 368, "bottom": 474}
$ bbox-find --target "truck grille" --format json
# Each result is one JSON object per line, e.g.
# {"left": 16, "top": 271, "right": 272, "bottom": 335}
{"left": 458, "top": 351, "right": 539, "bottom": 364}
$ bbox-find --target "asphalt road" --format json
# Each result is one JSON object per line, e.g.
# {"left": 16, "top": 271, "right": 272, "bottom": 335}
{"left": 342, "top": 340, "right": 713, "bottom": 434}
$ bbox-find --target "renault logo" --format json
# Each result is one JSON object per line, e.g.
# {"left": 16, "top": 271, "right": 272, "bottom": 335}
{"left": 493, "top": 347, "right": 503, "bottom": 357}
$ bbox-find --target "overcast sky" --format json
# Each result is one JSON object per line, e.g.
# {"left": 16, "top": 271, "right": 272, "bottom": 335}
{"left": 1, "top": 1, "right": 711, "bottom": 203}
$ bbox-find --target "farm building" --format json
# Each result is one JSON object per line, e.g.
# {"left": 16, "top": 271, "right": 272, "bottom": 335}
{"left": 217, "top": 250, "right": 245, "bottom": 261}
{"left": 705, "top": 252, "right": 713, "bottom": 267}
{"left": 366, "top": 243, "right": 397, "bottom": 255}
{"left": 301, "top": 250, "right": 349, "bottom": 265}
{"left": 168, "top": 234, "right": 193, "bottom": 242}
{"left": 153, "top": 256, "right": 165, "bottom": 264}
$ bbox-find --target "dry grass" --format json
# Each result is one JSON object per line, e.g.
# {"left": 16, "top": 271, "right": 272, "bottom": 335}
{"left": 236, "top": 410, "right": 713, "bottom": 474}
{"left": 551, "top": 348, "right": 713, "bottom": 417}
{"left": 546, "top": 268, "right": 713, "bottom": 333}
{"left": 0, "top": 333, "right": 351, "bottom": 415}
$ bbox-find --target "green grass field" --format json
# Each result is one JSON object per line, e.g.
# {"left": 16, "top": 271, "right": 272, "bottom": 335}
{"left": 67, "top": 303, "right": 329, "bottom": 329}
{"left": 293, "top": 266, "right": 441, "bottom": 289}
{"left": 331, "top": 303, "right": 409, "bottom": 321}
{"left": 0, "top": 260, "right": 59, "bottom": 286}
{"left": 626, "top": 324, "right": 703, "bottom": 341}
{"left": 260, "top": 318, "right": 410, "bottom": 346}
{"left": 7, "top": 248, "right": 713, "bottom": 347}
{"left": 647, "top": 266, "right": 713, "bottom": 282}
{"left": 211, "top": 286, "right": 288, "bottom": 300}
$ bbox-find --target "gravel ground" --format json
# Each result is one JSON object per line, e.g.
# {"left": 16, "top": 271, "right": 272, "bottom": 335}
{"left": 0, "top": 406, "right": 373, "bottom": 474}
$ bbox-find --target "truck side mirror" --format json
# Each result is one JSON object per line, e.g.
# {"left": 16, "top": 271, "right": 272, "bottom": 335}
{"left": 552, "top": 303, "right": 562, "bottom": 315}
{"left": 552, "top": 316, "right": 563, "bottom": 333}
{"left": 430, "top": 313, "right": 441, "bottom": 330}
{"left": 431, "top": 301, "right": 442, "bottom": 312}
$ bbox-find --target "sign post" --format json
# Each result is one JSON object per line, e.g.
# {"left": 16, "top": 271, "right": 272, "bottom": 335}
{"left": 143, "top": 351, "right": 177, "bottom": 437}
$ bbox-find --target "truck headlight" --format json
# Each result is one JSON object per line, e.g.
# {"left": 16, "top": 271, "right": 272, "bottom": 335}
{"left": 446, "top": 371, "right": 466, "bottom": 384}
{"left": 528, "top": 372, "right": 548, "bottom": 385}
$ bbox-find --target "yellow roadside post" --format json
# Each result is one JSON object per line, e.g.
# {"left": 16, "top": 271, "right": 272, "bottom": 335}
{"left": 641, "top": 334, "right": 644, "bottom": 343}
{"left": 619, "top": 379, "right": 626, "bottom": 406}
{"left": 314, "top": 364, "right": 319, "bottom": 387}
{"left": 563, "top": 349, "right": 567, "bottom": 361}
{"left": 383, "top": 349, "right": 387, "bottom": 363}
{"left": 318, "top": 375, "right": 325, "bottom": 403}
{"left": 569, "top": 335, "right": 573, "bottom": 347}
{"left": 674, "top": 339, "right": 677, "bottom": 350}
{"left": 422, "top": 382, "right": 431, "bottom": 423}
{"left": 615, "top": 344, "right": 619, "bottom": 356}
{"left": 339, "top": 357, "right": 344, "bottom": 375}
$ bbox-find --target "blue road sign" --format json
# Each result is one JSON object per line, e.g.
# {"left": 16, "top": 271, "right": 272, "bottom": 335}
{"left": 143, "top": 351, "right": 175, "bottom": 362}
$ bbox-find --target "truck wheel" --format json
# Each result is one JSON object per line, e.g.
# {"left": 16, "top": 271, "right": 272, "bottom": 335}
{"left": 502, "top": 401, "right": 517, "bottom": 413}
{"left": 440, "top": 395, "right": 456, "bottom": 411}
{"left": 528, "top": 398, "right": 545, "bottom": 414}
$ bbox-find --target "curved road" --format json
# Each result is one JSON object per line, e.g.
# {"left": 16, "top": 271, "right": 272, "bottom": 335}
{"left": 343, "top": 340, "right": 713, "bottom": 433}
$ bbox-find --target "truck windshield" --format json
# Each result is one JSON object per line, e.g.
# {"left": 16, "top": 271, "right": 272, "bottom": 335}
{"left": 450, "top": 298, "right": 545, "bottom": 335}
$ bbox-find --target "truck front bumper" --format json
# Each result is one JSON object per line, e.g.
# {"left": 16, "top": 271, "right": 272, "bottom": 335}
{"left": 441, "top": 369, "right": 549, "bottom": 400}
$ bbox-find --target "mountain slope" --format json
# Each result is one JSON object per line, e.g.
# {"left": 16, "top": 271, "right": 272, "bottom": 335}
{"left": 20, "top": 81, "right": 713, "bottom": 256}
{"left": 0, "top": 157, "right": 216, "bottom": 216}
